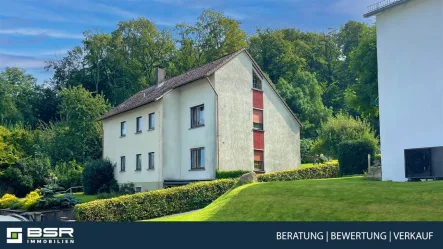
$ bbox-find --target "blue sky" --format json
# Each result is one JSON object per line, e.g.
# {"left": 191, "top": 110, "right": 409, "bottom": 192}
{"left": 0, "top": 0, "right": 376, "bottom": 83}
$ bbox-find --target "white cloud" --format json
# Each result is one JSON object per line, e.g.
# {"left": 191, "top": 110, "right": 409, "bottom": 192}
{"left": 0, "top": 28, "right": 83, "bottom": 39}
{"left": 39, "top": 49, "right": 70, "bottom": 56}
{"left": 0, "top": 53, "right": 46, "bottom": 68}
{"left": 224, "top": 11, "right": 250, "bottom": 21}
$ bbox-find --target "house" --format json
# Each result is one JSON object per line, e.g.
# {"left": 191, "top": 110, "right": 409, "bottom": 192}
{"left": 365, "top": 0, "right": 443, "bottom": 181}
{"left": 100, "top": 48, "right": 302, "bottom": 191}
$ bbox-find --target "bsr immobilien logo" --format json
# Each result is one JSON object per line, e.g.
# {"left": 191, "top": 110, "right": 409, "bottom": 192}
{"left": 6, "top": 227, "right": 74, "bottom": 244}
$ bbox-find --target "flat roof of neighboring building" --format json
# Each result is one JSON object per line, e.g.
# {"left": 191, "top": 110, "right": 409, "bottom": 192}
{"left": 364, "top": 0, "right": 412, "bottom": 18}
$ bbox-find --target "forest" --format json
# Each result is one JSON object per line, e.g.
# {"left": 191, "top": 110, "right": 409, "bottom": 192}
{"left": 0, "top": 10, "right": 379, "bottom": 197}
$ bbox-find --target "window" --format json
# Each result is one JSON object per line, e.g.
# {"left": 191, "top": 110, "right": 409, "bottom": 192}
{"left": 191, "top": 148, "right": 205, "bottom": 169}
{"left": 253, "top": 109, "right": 263, "bottom": 130}
{"left": 191, "top": 105, "right": 205, "bottom": 128}
{"left": 149, "top": 113, "right": 155, "bottom": 130}
{"left": 121, "top": 121, "right": 126, "bottom": 136}
{"left": 136, "top": 154, "right": 142, "bottom": 171}
{"left": 135, "top": 187, "right": 142, "bottom": 193}
{"left": 148, "top": 152, "right": 155, "bottom": 169}
{"left": 252, "top": 71, "right": 262, "bottom": 90}
{"left": 120, "top": 156, "right": 126, "bottom": 172}
{"left": 136, "top": 117, "right": 142, "bottom": 133}
{"left": 254, "top": 150, "right": 264, "bottom": 171}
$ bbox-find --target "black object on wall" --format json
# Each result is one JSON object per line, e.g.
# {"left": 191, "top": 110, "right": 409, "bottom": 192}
{"left": 405, "top": 146, "right": 443, "bottom": 179}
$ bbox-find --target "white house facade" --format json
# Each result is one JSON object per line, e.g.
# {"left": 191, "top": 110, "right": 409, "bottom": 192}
{"left": 365, "top": 0, "right": 443, "bottom": 181}
{"left": 101, "top": 49, "right": 302, "bottom": 191}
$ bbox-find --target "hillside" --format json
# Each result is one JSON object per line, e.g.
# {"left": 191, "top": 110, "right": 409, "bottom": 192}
{"left": 152, "top": 177, "right": 443, "bottom": 221}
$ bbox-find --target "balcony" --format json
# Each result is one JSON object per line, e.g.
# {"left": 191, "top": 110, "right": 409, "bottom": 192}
{"left": 364, "top": 0, "right": 410, "bottom": 18}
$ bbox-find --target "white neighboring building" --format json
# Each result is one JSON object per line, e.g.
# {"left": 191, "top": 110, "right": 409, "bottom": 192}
{"left": 101, "top": 49, "right": 302, "bottom": 191}
{"left": 365, "top": 0, "right": 443, "bottom": 181}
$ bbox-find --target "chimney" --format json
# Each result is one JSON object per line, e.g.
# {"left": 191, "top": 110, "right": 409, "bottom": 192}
{"left": 155, "top": 67, "right": 166, "bottom": 87}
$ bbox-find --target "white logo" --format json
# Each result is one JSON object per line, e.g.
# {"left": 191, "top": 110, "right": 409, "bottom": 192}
{"left": 6, "top": 228, "right": 22, "bottom": 244}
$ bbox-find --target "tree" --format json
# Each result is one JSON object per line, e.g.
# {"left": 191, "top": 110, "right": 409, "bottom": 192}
{"left": 0, "top": 68, "right": 38, "bottom": 126}
{"left": 174, "top": 10, "right": 247, "bottom": 73}
{"left": 47, "top": 18, "right": 176, "bottom": 106}
{"left": 43, "top": 86, "right": 111, "bottom": 164}
{"left": 276, "top": 73, "right": 332, "bottom": 138}
{"left": 346, "top": 26, "right": 379, "bottom": 129}
{"left": 313, "top": 113, "right": 378, "bottom": 158}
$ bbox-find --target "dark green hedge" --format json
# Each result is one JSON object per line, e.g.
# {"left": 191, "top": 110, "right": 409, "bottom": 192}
{"left": 338, "top": 139, "right": 375, "bottom": 176}
{"left": 74, "top": 179, "right": 236, "bottom": 221}
{"left": 257, "top": 163, "right": 339, "bottom": 182}
{"left": 82, "top": 159, "right": 117, "bottom": 195}
{"left": 216, "top": 170, "right": 250, "bottom": 179}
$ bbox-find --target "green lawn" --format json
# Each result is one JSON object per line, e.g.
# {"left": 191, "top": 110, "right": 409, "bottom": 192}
{"left": 151, "top": 177, "right": 443, "bottom": 221}
{"left": 56, "top": 192, "right": 97, "bottom": 203}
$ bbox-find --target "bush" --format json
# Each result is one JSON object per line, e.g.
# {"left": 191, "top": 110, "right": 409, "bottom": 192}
{"left": 257, "top": 163, "right": 339, "bottom": 182}
{"left": 119, "top": 182, "right": 135, "bottom": 195}
{"left": 216, "top": 170, "right": 250, "bottom": 179}
{"left": 75, "top": 179, "right": 236, "bottom": 221}
{"left": 0, "top": 165, "right": 34, "bottom": 197}
{"left": 375, "top": 154, "right": 381, "bottom": 161}
{"left": 37, "top": 184, "right": 61, "bottom": 209}
{"left": 0, "top": 194, "right": 19, "bottom": 209}
{"left": 338, "top": 139, "right": 376, "bottom": 176}
{"left": 313, "top": 113, "right": 378, "bottom": 158}
{"left": 82, "top": 159, "right": 116, "bottom": 195}
{"left": 301, "top": 138, "right": 315, "bottom": 163}
{"left": 19, "top": 155, "right": 51, "bottom": 189}
{"left": 97, "top": 192, "right": 120, "bottom": 200}
{"left": 54, "top": 160, "right": 83, "bottom": 189}
{"left": 56, "top": 194, "right": 79, "bottom": 209}
{"left": 20, "top": 190, "right": 41, "bottom": 210}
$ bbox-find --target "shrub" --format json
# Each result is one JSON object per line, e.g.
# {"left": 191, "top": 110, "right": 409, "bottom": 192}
{"left": 338, "top": 139, "right": 376, "bottom": 176}
{"left": 56, "top": 193, "right": 79, "bottom": 209}
{"left": 75, "top": 179, "right": 236, "bottom": 221}
{"left": 313, "top": 113, "right": 378, "bottom": 158}
{"left": 119, "top": 182, "right": 135, "bottom": 195}
{"left": 82, "top": 159, "right": 116, "bottom": 195}
{"left": 301, "top": 138, "right": 315, "bottom": 163}
{"left": 20, "top": 190, "right": 41, "bottom": 210}
{"left": 257, "top": 163, "right": 339, "bottom": 182}
{"left": 375, "top": 154, "right": 381, "bottom": 161}
{"left": 97, "top": 192, "right": 120, "bottom": 200}
{"left": 37, "top": 184, "right": 60, "bottom": 209}
{"left": 54, "top": 160, "right": 83, "bottom": 189}
{"left": 0, "top": 165, "right": 34, "bottom": 197}
{"left": 19, "top": 155, "right": 51, "bottom": 189}
{"left": 0, "top": 194, "right": 19, "bottom": 209}
{"left": 216, "top": 170, "right": 250, "bottom": 179}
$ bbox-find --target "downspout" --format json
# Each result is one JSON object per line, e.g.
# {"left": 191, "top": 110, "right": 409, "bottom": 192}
{"left": 205, "top": 76, "right": 220, "bottom": 172}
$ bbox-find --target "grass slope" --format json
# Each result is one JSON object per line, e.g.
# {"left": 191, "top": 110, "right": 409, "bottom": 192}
{"left": 152, "top": 177, "right": 443, "bottom": 221}
{"left": 54, "top": 193, "right": 97, "bottom": 203}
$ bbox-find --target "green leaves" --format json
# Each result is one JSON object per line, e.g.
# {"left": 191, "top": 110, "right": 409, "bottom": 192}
{"left": 347, "top": 26, "right": 378, "bottom": 122}
{"left": 313, "top": 113, "right": 379, "bottom": 158}
{"left": 257, "top": 163, "right": 339, "bottom": 183}
{"left": 75, "top": 179, "right": 236, "bottom": 221}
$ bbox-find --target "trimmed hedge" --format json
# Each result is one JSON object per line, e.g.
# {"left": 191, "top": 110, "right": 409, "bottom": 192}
{"left": 75, "top": 179, "right": 236, "bottom": 221}
{"left": 216, "top": 170, "right": 250, "bottom": 179}
{"left": 257, "top": 163, "right": 339, "bottom": 182}
{"left": 338, "top": 139, "right": 375, "bottom": 176}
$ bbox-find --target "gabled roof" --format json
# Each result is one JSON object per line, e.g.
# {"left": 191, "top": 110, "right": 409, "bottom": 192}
{"left": 364, "top": 0, "right": 412, "bottom": 18}
{"left": 100, "top": 49, "right": 246, "bottom": 120}
{"left": 100, "top": 48, "right": 303, "bottom": 127}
